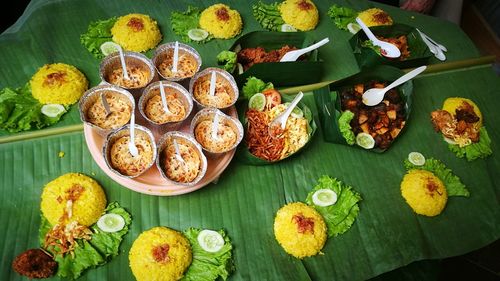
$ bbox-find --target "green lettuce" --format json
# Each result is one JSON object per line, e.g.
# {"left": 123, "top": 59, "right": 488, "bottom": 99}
{"left": 0, "top": 84, "right": 65, "bottom": 133}
{"left": 182, "top": 228, "right": 234, "bottom": 281}
{"left": 80, "top": 17, "right": 117, "bottom": 59}
{"left": 39, "top": 202, "right": 132, "bottom": 279}
{"left": 327, "top": 5, "right": 358, "bottom": 30}
{"left": 217, "top": 51, "right": 237, "bottom": 73}
{"left": 253, "top": 1, "right": 285, "bottom": 31}
{"left": 242, "top": 76, "right": 274, "bottom": 100}
{"left": 448, "top": 127, "right": 492, "bottom": 161}
{"left": 339, "top": 110, "right": 355, "bottom": 145}
{"left": 171, "top": 6, "right": 212, "bottom": 43}
{"left": 404, "top": 158, "right": 470, "bottom": 197}
{"left": 306, "top": 176, "right": 362, "bottom": 237}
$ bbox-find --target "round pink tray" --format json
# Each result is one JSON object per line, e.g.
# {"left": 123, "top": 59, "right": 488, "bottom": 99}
{"left": 83, "top": 107, "right": 237, "bottom": 196}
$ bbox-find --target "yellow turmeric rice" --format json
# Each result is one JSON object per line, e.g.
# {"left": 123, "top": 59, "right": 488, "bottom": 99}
{"left": 442, "top": 97, "right": 483, "bottom": 128}
{"left": 111, "top": 13, "right": 162, "bottom": 52}
{"left": 280, "top": 0, "right": 319, "bottom": 31}
{"left": 199, "top": 4, "right": 242, "bottom": 39}
{"left": 401, "top": 170, "right": 448, "bottom": 217}
{"left": 30, "top": 63, "right": 88, "bottom": 105}
{"left": 357, "top": 8, "right": 393, "bottom": 27}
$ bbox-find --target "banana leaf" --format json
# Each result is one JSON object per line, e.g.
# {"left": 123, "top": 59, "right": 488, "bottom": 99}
{"left": 227, "top": 31, "right": 324, "bottom": 87}
{"left": 314, "top": 65, "right": 413, "bottom": 152}
{"left": 236, "top": 92, "right": 317, "bottom": 165}
{"left": 349, "top": 23, "right": 433, "bottom": 69}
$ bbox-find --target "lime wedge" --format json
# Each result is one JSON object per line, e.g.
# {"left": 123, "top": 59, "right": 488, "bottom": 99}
{"left": 100, "top": 41, "right": 121, "bottom": 56}
{"left": 188, "top": 29, "right": 209, "bottom": 41}
{"left": 281, "top": 24, "right": 297, "bottom": 32}
{"left": 249, "top": 93, "right": 266, "bottom": 111}
{"left": 197, "top": 229, "right": 224, "bottom": 253}
{"left": 408, "top": 152, "right": 426, "bottom": 166}
{"left": 97, "top": 213, "right": 125, "bottom": 233}
{"left": 347, "top": 23, "right": 361, "bottom": 34}
{"left": 41, "top": 104, "right": 66, "bottom": 118}
{"left": 356, "top": 133, "right": 375, "bottom": 149}
{"left": 284, "top": 102, "right": 303, "bottom": 118}
{"left": 312, "top": 189, "right": 338, "bottom": 207}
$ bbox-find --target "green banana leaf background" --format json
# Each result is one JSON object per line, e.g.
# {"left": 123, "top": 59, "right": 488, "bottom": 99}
{"left": 0, "top": 0, "right": 499, "bottom": 280}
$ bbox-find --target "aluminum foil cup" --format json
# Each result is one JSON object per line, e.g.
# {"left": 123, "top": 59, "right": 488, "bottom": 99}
{"left": 189, "top": 67, "right": 239, "bottom": 110}
{"left": 190, "top": 107, "right": 244, "bottom": 155}
{"left": 79, "top": 85, "right": 135, "bottom": 137}
{"left": 103, "top": 124, "right": 157, "bottom": 179}
{"left": 138, "top": 81, "right": 193, "bottom": 130}
{"left": 156, "top": 131, "right": 207, "bottom": 186}
{"left": 99, "top": 51, "right": 156, "bottom": 91}
{"left": 152, "top": 42, "right": 202, "bottom": 82}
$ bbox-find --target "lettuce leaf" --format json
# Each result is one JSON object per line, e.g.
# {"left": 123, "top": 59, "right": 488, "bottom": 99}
{"left": 448, "top": 127, "right": 492, "bottom": 161}
{"left": 241, "top": 76, "right": 274, "bottom": 100}
{"left": 253, "top": 1, "right": 285, "bottom": 31}
{"left": 339, "top": 110, "right": 355, "bottom": 145}
{"left": 171, "top": 6, "right": 212, "bottom": 43}
{"left": 39, "top": 202, "right": 132, "bottom": 279}
{"left": 182, "top": 228, "right": 234, "bottom": 281}
{"left": 0, "top": 84, "right": 64, "bottom": 133}
{"left": 80, "top": 17, "right": 117, "bottom": 59}
{"left": 306, "top": 176, "right": 362, "bottom": 237}
{"left": 327, "top": 5, "right": 358, "bottom": 30}
{"left": 217, "top": 51, "right": 237, "bottom": 73}
{"left": 404, "top": 158, "right": 470, "bottom": 197}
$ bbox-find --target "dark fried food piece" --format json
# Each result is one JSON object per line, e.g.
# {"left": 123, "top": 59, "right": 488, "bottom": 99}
{"left": 237, "top": 45, "right": 300, "bottom": 70}
{"left": 12, "top": 249, "right": 57, "bottom": 279}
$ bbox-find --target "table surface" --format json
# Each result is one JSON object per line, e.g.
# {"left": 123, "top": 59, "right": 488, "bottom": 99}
{"left": 0, "top": 0, "right": 499, "bottom": 280}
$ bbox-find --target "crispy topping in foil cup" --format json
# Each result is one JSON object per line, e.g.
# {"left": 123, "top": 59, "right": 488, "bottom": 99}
{"left": 189, "top": 67, "right": 239, "bottom": 110}
{"left": 152, "top": 42, "right": 202, "bottom": 82}
{"left": 99, "top": 51, "right": 156, "bottom": 90}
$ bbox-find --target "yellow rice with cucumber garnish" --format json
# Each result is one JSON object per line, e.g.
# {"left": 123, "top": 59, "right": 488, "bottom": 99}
{"left": 279, "top": 0, "right": 319, "bottom": 31}
{"left": 30, "top": 63, "right": 88, "bottom": 105}
{"left": 111, "top": 13, "right": 162, "bottom": 52}
{"left": 199, "top": 4, "right": 242, "bottom": 39}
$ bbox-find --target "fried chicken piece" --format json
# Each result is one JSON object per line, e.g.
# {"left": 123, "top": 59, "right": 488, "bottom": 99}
{"left": 12, "top": 249, "right": 57, "bottom": 279}
{"left": 430, "top": 110, "right": 453, "bottom": 132}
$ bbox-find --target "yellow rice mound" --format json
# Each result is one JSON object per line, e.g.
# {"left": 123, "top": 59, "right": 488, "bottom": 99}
{"left": 280, "top": 0, "right": 319, "bottom": 31}
{"left": 357, "top": 8, "right": 393, "bottom": 27}
{"left": 442, "top": 97, "right": 483, "bottom": 128}
{"left": 401, "top": 170, "right": 448, "bottom": 217}
{"left": 111, "top": 13, "right": 162, "bottom": 52}
{"left": 199, "top": 4, "right": 242, "bottom": 39}
{"left": 274, "top": 202, "right": 327, "bottom": 258}
{"left": 40, "top": 173, "right": 106, "bottom": 227}
{"left": 129, "top": 227, "right": 192, "bottom": 281}
{"left": 30, "top": 63, "right": 88, "bottom": 105}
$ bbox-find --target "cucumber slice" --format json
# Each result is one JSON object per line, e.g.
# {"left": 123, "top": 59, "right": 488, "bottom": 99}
{"left": 41, "top": 104, "right": 66, "bottom": 118}
{"left": 188, "top": 29, "right": 209, "bottom": 41}
{"left": 347, "top": 23, "right": 361, "bottom": 34}
{"left": 284, "top": 102, "right": 303, "bottom": 118}
{"left": 281, "top": 24, "right": 297, "bottom": 32}
{"left": 312, "top": 189, "right": 338, "bottom": 207}
{"left": 249, "top": 93, "right": 266, "bottom": 111}
{"left": 408, "top": 152, "right": 426, "bottom": 166}
{"left": 197, "top": 229, "right": 224, "bottom": 253}
{"left": 97, "top": 213, "right": 125, "bottom": 233}
{"left": 100, "top": 41, "right": 121, "bottom": 56}
{"left": 356, "top": 133, "right": 375, "bottom": 149}
{"left": 443, "top": 137, "right": 457, "bottom": 145}
{"left": 237, "top": 63, "right": 244, "bottom": 74}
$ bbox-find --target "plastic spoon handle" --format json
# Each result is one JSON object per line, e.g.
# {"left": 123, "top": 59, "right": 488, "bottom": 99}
{"left": 418, "top": 31, "right": 446, "bottom": 61}
{"left": 417, "top": 28, "right": 447, "bottom": 52}
{"left": 211, "top": 112, "right": 220, "bottom": 140}
{"left": 356, "top": 17, "right": 378, "bottom": 42}
{"left": 173, "top": 139, "right": 185, "bottom": 164}
{"left": 100, "top": 92, "right": 112, "bottom": 117}
{"left": 159, "top": 81, "right": 172, "bottom": 114}
{"left": 209, "top": 71, "right": 216, "bottom": 96}
{"left": 385, "top": 66, "right": 427, "bottom": 92}
{"left": 129, "top": 114, "right": 138, "bottom": 157}
{"left": 279, "top": 91, "right": 304, "bottom": 129}
{"left": 280, "top": 38, "right": 330, "bottom": 62}
{"left": 172, "top": 41, "right": 179, "bottom": 73}
{"left": 297, "top": 38, "right": 329, "bottom": 54}
{"left": 118, "top": 46, "right": 129, "bottom": 80}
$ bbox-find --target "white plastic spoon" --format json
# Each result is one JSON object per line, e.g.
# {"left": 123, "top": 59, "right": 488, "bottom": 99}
{"left": 159, "top": 81, "right": 172, "bottom": 115}
{"left": 362, "top": 66, "right": 427, "bottom": 106}
{"left": 280, "top": 38, "right": 330, "bottom": 62}
{"left": 100, "top": 92, "right": 112, "bottom": 118}
{"left": 128, "top": 114, "right": 139, "bottom": 157}
{"left": 416, "top": 28, "right": 447, "bottom": 52}
{"left": 118, "top": 45, "right": 130, "bottom": 80}
{"left": 268, "top": 91, "right": 304, "bottom": 138}
{"left": 209, "top": 71, "right": 217, "bottom": 97}
{"left": 173, "top": 139, "right": 185, "bottom": 165}
{"left": 172, "top": 41, "right": 179, "bottom": 73}
{"left": 356, "top": 17, "right": 401, "bottom": 58}
{"left": 211, "top": 111, "right": 220, "bottom": 141}
{"left": 416, "top": 29, "right": 446, "bottom": 61}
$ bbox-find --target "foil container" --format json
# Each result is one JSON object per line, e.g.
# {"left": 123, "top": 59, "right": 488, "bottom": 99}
{"left": 99, "top": 51, "right": 156, "bottom": 91}
{"left": 156, "top": 131, "right": 208, "bottom": 186}
{"left": 190, "top": 107, "right": 244, "bottom": 155}
{"left": 189, "top": 67, "right": 239, "bottom": 110}
{"left": 138, "top": 81, "right": 193, "bottom": 132}
{"left": 152, "top": 42, "right": 202, "bottom": 82}
{"left": 103, "top": 124, "right": 157, "bottom": 179}
{"left": 79, "top": 85, "right": 135, "bottom": 137}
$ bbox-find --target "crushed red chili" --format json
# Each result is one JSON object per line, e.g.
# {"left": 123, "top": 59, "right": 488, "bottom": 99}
{"left": 216, "top": 7, "right": 230, "bottom": 21}
{"left": 43, "top": 72, "right": 66, "bottom": 86}
{"left": 292, "top": 213, "right": 315, "bottom": 234}
{"left": 426, "top": 179, "right": 442, "bottom": 196}
{"left": 127, "top": 17, "right": 144, "bottom": 32}
{"left": 373, "top": 12, "right": 391, "bottom": 24}
{"left": 66, "top": 184, "right": 85, "bottom": 201}
{"left": 152, "top": 244, "right": 170, "bottom": 263}
{"left": 298, "top": 0, "right": 313, "bottom": 10}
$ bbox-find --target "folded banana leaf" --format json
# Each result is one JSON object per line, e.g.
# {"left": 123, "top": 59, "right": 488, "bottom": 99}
{"left": 314, "top": 65, "right": 413, "bottom": 152}
{"left": 236, "top": 92, "right": 317, "bottom": 165}
{"left": 228, "top": 31, "right": 324, "bottom": 87}
{"left": 349, "top": 23, "right": 433, "bottom": 69}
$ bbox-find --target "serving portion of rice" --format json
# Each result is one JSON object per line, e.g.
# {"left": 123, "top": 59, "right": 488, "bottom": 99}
{"left": 401, "top": 170, "right": 448, "bottom": 217}
{"left": 280, "top": 0, "right": 319, "bottom": 31}
{"left": 199, "top": 4, "right": 242, "bottom": 39}
{"left": 111, "top": 13, "right": 162, "bottom": 52}
{"left": 129, "top": 227, "right": 192, "bottom": 281}
{"left": 30, "top": 63, "right": 88, "bottom": 105}
{"left": 357, "top": 8, "right": 393, "bottom": 27}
